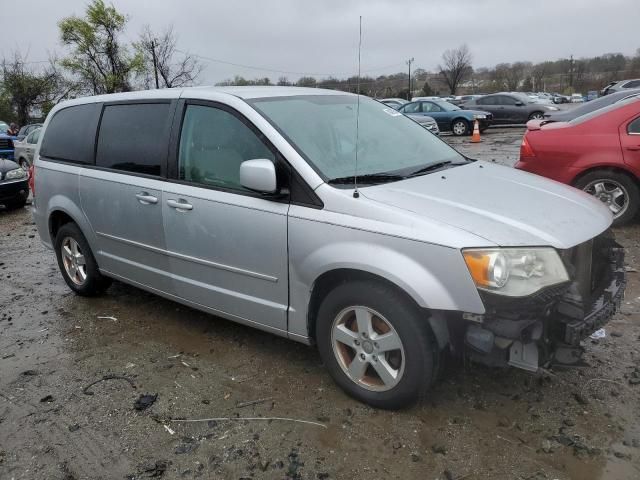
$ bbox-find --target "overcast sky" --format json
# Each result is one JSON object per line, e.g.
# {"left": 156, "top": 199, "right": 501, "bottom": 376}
{"left": 4, "top": 0, "right": 639, "bottom": 84}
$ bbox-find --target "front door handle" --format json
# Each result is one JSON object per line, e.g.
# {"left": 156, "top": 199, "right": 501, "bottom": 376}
{"left": 135, "top": 192, "right": 158, "bottom": 205}
{"left": 167, "top": 199, "right": 193, "bottom": 211}
{"left": 626, "top": 145, "right": 640, "bottom": 151}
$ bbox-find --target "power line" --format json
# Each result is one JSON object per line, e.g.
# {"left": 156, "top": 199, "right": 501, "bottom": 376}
{"left": 177, "top": 49, "right": 405, "bottom": 78}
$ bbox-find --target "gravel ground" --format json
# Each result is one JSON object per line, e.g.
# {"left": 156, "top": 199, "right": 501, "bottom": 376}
{"left": 1, "top": 128, "right": 639, "bottom": 480}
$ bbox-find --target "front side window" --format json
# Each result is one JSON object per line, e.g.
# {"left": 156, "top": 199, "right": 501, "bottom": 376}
{"left": 249, "top": 95, "right": 464, "bottom": 183}
{"left": 26, "top": 129, "right": 41, "bottom": 144}
{"left": 178, "top": 104, "right": 275, "bottom": 191}
{"left": 476, "top": 96, "right": 495, "bottom": 106}
{"left": 96, "top": 103, "right": 170, "bottom": 176}
{"left": 423, "top": 102, "right": 441, "bottom": 113}
{"left": 628, "top": 117, "right": 640, "bottom": 134}
{"left": 401, "top": 102, "right": 421, "bottom": 114}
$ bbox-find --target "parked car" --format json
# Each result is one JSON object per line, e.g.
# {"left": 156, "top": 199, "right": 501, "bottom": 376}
{"left": 0, "top": 157, "right": 29, "bottom": 209}
{"left": 516, "top": 97, "right": 640, "bottom": 225}
{"left": 378, "top": 98, "right": 408, "bottom": 109}
{"left": 0, "top": 133, "right": 15, "bottom": 160}
{"left": 602, "top": 79, "right": 640, "bottom": 96}
{"left": 450, "top": 94, "right": 482, "bottom": 106}
{"left": 460, "top": 93, "right": 559, "bottom": 124}
{"left": 0, "top": 121, "right": 8, "bottom": 134}
{"left": 33, "top": 87, "right": 624, "bottom": 408}
{"left": 570, "top": 93, "right": 585, "bottom": 103}
{"left": 543, "top": 89, "right": 640, "bottom": 122}
{"left": 16, "top": 123, "right": 43, "bottom": 142}
{"left": 404, "top": 114, "right": 440, "bottom": 135}
{"left": 552, "top": 93, "right": 570, "bottom": 104}
{"left": 13, "top": 127, "right": 41, "bottom": 169}
{"left": 398, "top": 99, "right": 492, "bottom": 135}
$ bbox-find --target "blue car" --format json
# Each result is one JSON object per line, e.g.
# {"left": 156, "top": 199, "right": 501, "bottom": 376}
{"left": 0, "top": 134, "right": 15, "bottom": 161}
{"left": 398, "top": 99, "right": 493, "bottom": 136}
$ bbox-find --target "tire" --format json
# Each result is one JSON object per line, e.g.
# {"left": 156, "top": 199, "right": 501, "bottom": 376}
{"left": 4, "top": 197, "right": 27, "bottom": 210}
{"left": 54, "top": 222, "right": 112, "bottom": 296}
{"left": 574, "top": 170, "right": 639, "bottom": 226}
{"left": 451, "top": 119, "right": 470, "bottom": 136}
{"left": 316, "top": 280, "right": 436, "bottom": 409}
{"left": 18, "top": 158, "right": 29, "bottom": 170}
{"left": 528, "top": 111, "right": 545, "bottom": 121}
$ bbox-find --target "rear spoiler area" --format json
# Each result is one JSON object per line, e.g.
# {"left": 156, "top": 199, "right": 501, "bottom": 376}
{"left": 526, "top": 119, "right": 567, "bottom": 131}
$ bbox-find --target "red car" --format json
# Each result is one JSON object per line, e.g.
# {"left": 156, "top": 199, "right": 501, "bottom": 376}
{"left": 515, "top": 97, "right": 640, "bottom": 225}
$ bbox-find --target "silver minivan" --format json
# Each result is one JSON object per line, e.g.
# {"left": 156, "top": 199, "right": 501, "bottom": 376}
{"left": 32, "top": 87, "right": 625, "bottom": 409}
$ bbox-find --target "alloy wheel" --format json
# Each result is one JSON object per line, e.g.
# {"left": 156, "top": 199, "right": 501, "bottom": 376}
{"left": 529, "top": 112, "right": 544, "bottom": 120}
{"left": 61, "top": 237, "right": 87, "bottom": 285}
{"left": 583, "top": 179, "right": 629, "bottom": 218}
{"left": 331, "top": 306, "right": 405, "bottom": 392}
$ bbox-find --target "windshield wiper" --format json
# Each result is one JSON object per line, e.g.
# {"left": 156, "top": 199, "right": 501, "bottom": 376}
{"left": 407, "top": 161, "right": 455, "bottom": 177}
{"left": 328, "top": 172, "right": 405, "bottom": 185}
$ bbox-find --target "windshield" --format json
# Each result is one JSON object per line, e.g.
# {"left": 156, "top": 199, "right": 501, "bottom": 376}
{"left": 249, "top": 95, "right": 464, "bottom": 183}
{"left": 0, "top": 123, "right": 7, "bottom": 134}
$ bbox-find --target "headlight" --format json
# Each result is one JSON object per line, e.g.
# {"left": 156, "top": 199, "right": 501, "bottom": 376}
{"left": 5, "top": 168, "right": 26, "bottom": 180}
{"left": 462, "top": 247, "right": 569, "bottom": 297}
{"left": 474, "top": 114, "right": 487, "bottom": 119}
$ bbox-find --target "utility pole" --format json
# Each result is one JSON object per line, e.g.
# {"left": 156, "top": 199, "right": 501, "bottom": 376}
{"left": 406, "top": 57, "right": 414, "bottom": 100}
{"left": 151, "top": 40, "right": 160, "bottom": 89}
{"left": 568, "top": 54, "right": 574, "bottom": 93}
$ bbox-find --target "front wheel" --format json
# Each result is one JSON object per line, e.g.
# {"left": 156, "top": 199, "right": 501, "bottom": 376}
{"left": 316, "top": 280, "right": 436, "bottom": 409}
{"left": 451, "top": 119, "right": 470, "bottom": 136}
{"left": 574, "top": 171, "right": 639, "bottom": 226}
{"left": 528, "top": 111, "right": 545, "bottom": 121}
{"left": 18, "top": 158, "right": 29, "bottom": 170}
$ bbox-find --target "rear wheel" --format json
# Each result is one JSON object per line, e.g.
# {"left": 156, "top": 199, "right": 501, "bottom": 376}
{"left": 528, "top": 111, "right": 545, "bottom": 121}
{"left": 54, "top": 222, "right": 112, "bottom": 296}
{"left": 451, "top": 119, "right": 470, "bottom": 136}
{"left": 316, "top": 280, "right": 436, "bottom": 409}
{"left": 574, "top": 170, "right": 639, "bottom": 226}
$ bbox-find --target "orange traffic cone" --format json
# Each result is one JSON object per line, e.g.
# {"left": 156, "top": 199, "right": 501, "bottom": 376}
{"left": 471, "top": 119, "right": 481, "bottom": 143}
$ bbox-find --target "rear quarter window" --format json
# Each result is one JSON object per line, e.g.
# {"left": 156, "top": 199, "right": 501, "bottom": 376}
{"left": 40, "top": 103, "right": 102, "bottom": 164}
{"left": 95, "top": 103, "right": 172, "bottom": 176}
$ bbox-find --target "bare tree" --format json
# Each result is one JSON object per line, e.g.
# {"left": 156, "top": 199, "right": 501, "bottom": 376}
{"left": 493, "top": 62, "right": 531, "bottom": 91}
{"left": 137, "top": 25, "right": 202, "bottom": 88}
{"left": 438, "top": 44, "right": 473, "bottom": 95}
{"left": 1, "top": 52, "right": 66, "bottom": 124}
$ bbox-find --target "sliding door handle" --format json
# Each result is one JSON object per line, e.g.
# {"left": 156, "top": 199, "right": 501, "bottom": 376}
{"left": 135, "top": 192, "right": 158, "bottom": 205}
{"left": 167, "top": 199, "right": 193, "bottom": 211}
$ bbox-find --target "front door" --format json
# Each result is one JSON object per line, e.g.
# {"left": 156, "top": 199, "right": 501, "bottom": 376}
{"left": 163, "top": 102, "right": 290, "bottom": 332}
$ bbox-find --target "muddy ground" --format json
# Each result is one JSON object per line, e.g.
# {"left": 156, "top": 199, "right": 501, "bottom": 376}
{"left": 1, "top": 128, "right": 640, "bottom": 480}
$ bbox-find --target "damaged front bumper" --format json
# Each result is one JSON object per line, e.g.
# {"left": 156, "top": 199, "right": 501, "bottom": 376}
{"left": 461, "top": 233, "right": 625, "bottom": 372}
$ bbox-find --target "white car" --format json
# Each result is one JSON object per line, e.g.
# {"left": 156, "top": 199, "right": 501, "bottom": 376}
{"left": 570, "top": 94, "right": 585, "bottom": 103}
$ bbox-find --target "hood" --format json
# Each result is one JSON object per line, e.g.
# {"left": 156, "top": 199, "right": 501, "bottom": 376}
{"left": 0, "top": 158, "right": 20, "bottom": 173}
{"left": 361, "top": 161, "right": 611, "bottom": 249}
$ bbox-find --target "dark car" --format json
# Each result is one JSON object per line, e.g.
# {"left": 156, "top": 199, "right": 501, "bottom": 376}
{"left": 16, "top": 123, "right": 43, "bottom": 142}
{"left": 0, "top": 157, "right": 29, "bottom": 209}
{"left": 397, "top": 99, "right": 492, "bottom": 135}
{"left": 460, "top": 93, "right": 560, "bottom": 125}
{"left": 544, "top": 89, "right": 640, "bottom": 122}
{"left": 602, "top": 79, "right": 640, "bottom": 96}
{"left": 0, "top": 133, "right": 15, "bottom": 160}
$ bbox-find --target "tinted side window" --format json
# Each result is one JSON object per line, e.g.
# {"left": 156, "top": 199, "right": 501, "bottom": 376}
{"left": 96, "top": 103, "right": 170, "bottom": 176}
{"left": 27, "top": 129, "right": 41, "bottom": 144}
{"left": 629, "top": 117, "right": 640, "bottom": 134}
{"left": 624, "top": 80, "right": 640, "bottom": 89}
{"left": 178, "top": 104, "right": 275, "bottom": 192}
{"left": 40, "top": 104, "right": 101, "bottom": 164}
{"left": 477, "top": 96, "right": 495, "bottom": 106}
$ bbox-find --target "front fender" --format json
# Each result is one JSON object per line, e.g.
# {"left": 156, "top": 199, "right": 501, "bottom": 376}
{"left": 287, "top": 214, "right": 485, "bottom": 339}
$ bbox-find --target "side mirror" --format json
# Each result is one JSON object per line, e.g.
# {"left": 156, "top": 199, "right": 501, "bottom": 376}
{"left": 240, "top": 159, "right": 278, "bottom": 194}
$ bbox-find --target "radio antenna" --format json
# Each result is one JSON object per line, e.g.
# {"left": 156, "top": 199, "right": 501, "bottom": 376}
{"left": 353, "top": 15, "right": 362, "bottom": 199}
